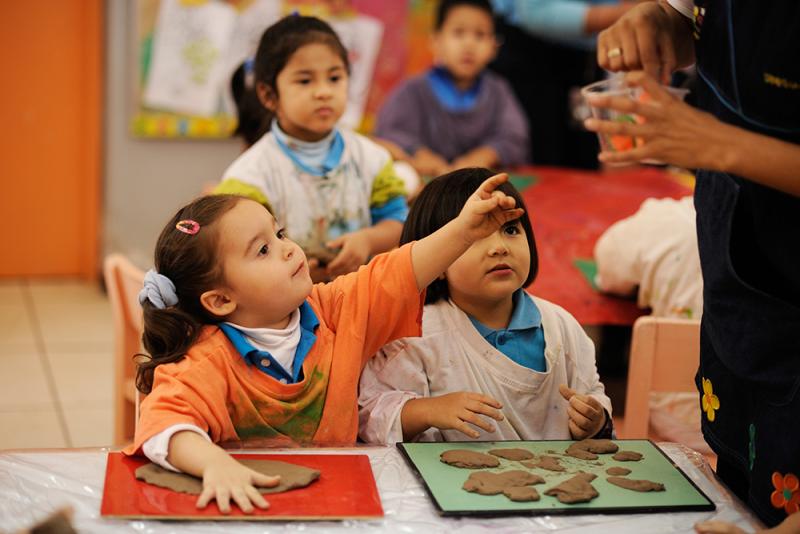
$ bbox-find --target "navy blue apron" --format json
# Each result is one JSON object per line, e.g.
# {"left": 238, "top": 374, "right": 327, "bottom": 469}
{"left": 691, "top": 0, "right": 800, "bottom": 525}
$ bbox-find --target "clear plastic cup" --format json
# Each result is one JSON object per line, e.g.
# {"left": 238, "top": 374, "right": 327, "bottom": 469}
{"left": 581, "top": 76, "right": 689, "bottom": 164}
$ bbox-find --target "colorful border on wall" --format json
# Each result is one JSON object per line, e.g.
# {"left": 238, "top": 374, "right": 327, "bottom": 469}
{"left": 132, "top": 0, "right": 434, "bottom": 139}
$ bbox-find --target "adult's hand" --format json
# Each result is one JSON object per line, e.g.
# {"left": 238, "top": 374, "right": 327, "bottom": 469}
{"left": 584, "top": 71, "right": 733, "bottom": 169}
{"left": 597, "top": 1, "right": 694, "bottom": 83}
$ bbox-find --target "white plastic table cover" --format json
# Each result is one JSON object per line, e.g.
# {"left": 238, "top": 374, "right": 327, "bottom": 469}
{"left": 0, "top": 443, "right": 762, "bottom": 533}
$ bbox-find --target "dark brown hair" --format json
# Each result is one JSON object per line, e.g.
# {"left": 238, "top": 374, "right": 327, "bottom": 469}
{"left": 400, "top": 168, "right": 537, "bottom": 305}
{"left": 253, "top": 14, "right": 350, "bottom": 130}
{"left": 136, "top": 195, "right": 246, "bottom": 394}
{"left": 231, "top": 60, "right": 269, "bottom": 147}
{"left": 435, "top": 0, "right": 494, "bottom": 30}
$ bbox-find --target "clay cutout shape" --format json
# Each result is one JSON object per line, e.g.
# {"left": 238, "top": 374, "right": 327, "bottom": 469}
{"left": 606, "top": 466, "right": 632, "bottom": 476}
{"left": 488, "top": 448, "right": 535, "bottom": 461}
{"left": 463, "top": 470, "right": 545, "bottom": 495}
{"left": 564, "top": 439, "right": 619, "bottom": 460}
{"left": 440, "top": 449, "right": 500, "bottom": 468}
{"left": 463, "top": 470, "right": 545, "bottom": 503}
{"left": 503, "top": 486, "right": 540, "bottom": 502}
{"left": 613, "top": 450, "right": 644, "bottom": 461}
{"left": 544, "top": 472, "right": 599, "bottom": 504}
{"left": 607, "top": 476, "right": 665, "bottom": 492}
{"left": 136, "top": 459, "right": 320, "bottom": 495}
{"left": 521, "top": 455, "right": 566, "bottom": 472}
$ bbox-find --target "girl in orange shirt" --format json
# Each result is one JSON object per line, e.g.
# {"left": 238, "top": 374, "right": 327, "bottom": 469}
{"left": 126, "top": 174, "right": 522, "bottom": 514}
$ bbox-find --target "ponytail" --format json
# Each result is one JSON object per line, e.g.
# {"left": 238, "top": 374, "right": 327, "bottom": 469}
{"left": 136, "top": 303, "right": 204, "bottom": 393}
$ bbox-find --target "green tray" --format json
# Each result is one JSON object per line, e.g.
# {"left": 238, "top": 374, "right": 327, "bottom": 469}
{"left": 398, "top": 439, "right": 715, "bottom": 516}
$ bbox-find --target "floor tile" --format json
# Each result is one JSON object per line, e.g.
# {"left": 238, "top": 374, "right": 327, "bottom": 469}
{"left": 0, "top": 410, "right": 67, "bottom": 449}
{"left": 35, "top": 301, "right": 114, "bottom": 352}
{"left": 0, "top": 301, "right": 37, "bottom": 350}
{"left": 47, "top": 349, "right": 114, "bottom": 408}
{"left": 27, "top": 279, "right": 108, "bottom": 307}
{"left": 62, "top": 407, "right": 113, "bottom": 448}
{"left": 0, "top": 280, "right": 26, "bottom": 308}
{"left": 0, "top": 350, "right": 56, "bottom": 410}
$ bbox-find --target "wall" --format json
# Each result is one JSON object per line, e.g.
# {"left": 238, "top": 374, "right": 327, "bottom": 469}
{"left": 0, "top": 2, "right": 102, "bottom": 277}
{"left": 102, "top": 0, "right": 241, "bottom": 268}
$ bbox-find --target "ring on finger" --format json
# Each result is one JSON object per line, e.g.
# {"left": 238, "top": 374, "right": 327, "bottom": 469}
{"left": 607, "top": 47, "right": 623, "bottom": 59}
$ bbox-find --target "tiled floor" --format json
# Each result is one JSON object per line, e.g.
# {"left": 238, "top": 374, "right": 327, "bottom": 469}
{"left": 0, "top": 279, "right": 114, "bottom": 449}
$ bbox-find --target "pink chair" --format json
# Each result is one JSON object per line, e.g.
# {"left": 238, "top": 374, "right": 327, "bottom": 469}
{"left": 103, "top": 254, "right": 145, "bottom": 446}
{"left": 618, "top": 316, "right": 714, "bottom": 464}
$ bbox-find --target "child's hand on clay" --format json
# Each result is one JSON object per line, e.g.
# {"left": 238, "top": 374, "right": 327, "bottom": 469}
{"left": 454, "top": 173, "right": 524, "bottom": 246}
{"left": 198, "top": 454, "right": 280, "bottom": 514}
{"left": 325, "top": 230, "right": 372, "bottom": 278}
{"left": 415, "top": 392, "right": 504, "bottom": 438}
{"left": 559, "top": 384, "right": 607, "bottom": 440}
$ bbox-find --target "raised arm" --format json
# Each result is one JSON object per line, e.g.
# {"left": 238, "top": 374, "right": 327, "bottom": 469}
{"left": 410, "top": 173, "right": 524, "bottom": 291}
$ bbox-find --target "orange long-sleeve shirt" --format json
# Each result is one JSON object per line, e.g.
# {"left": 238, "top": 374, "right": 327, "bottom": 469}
{"left": 125, "top": 243, "right": 422, "bottom": 454}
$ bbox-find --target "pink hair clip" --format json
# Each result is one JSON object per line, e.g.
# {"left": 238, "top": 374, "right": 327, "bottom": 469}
{"left": 176, "top": 219, "right": 200, "bottom": 235}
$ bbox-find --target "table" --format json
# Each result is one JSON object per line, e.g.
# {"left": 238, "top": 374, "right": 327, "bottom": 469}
{"left": 517, "top": 166, "right": 693, "bottom": 325}
{"left": 0, "top": 443, "right": 761, "bottom": 533}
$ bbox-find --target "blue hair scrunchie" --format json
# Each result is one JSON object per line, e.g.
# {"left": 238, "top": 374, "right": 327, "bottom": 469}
{"left": 138, "top": 269, "right": 178, "bottom": 309}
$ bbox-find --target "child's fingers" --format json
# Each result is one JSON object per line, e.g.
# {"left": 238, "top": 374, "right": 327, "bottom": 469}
{"left": 231, "top": 487, "right": 254, "bottom": 514}
{"left": 326, "top": 236, "right": 346, "bottom": 249}
{"left": 216, "top": 488, "right": 232, "bottom": 514}
{"left": 252, "top": 472, "right": 281, "bottom": 488}
{"left": 559, "top": 384, "right": 576, "bottom": 401}
{"left": 460, "top": 410, "right": 496, "bottom": 434}
{"left": 469, "top": 393, "right": 503, "bottom": 409}
{"left": 569, "top": 395, "right": 603, "bottom": 430}
{"left": 475, "top": 173, "right": 509, "bottom": 199}
{"left": 196, "top": 487, "right": 215, "bottom": 509}
{"left": 567, "top": 405, "right": 595, "bottom": 432}
{"left": 454, "top": 419, "right": 482, "bottom": 439}
{"left": 467, "top": 400, "right": 504, "bottom": 422}
{"left": 568, "top": 420, "right": 586, "bottom": 440}
{"left": 245, "top": 485, "right": 270, "bottom": 510}
{"left": 570, "top": 395, "right": 602, "bottom": 421}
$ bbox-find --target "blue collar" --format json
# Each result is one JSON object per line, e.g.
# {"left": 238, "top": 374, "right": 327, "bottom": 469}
{"left": 271, "top": 120, "right": 345, "bottom": 176}
{"left": 470, "top": 289, "right": 541, "bottom": 337}
{"left": 218, "top": 301, "right": 320, "bottom": 383}
{"left": 425, "top": 66, "right": 483, "bottom": 112}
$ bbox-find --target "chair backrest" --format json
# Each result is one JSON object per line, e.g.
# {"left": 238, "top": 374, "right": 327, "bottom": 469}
{"left": 621, "top": 316, "right": 701, "bottom": 438}
{"left": 103, "top": 254, "right": 145, "bottom": 445}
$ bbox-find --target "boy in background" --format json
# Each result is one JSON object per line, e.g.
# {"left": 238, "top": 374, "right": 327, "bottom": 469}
{"left": 374, "top": 0, "right": 529, "bottom": 179}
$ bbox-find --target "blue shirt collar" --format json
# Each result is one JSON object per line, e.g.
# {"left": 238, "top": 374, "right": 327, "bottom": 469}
{"left": 271, "top": 119, "right": 344, "bottom": 176}
{"left": 218, "top": 302, "right": 319, "bottom": 383}
{"left": 470, "top": 289, "right": 541, "bottom": 336}
{"left": 426, "top": 66, "right": 483, "bottom": 112}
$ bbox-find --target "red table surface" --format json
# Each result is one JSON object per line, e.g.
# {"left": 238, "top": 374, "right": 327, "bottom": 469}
{"left": 101, "top": 452, "right": 383, "bottom": 520}
{"left": 520, "top": 166, "right": 692, "bottom": 326}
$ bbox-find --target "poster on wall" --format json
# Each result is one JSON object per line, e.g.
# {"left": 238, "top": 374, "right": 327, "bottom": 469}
{"left": 132, "top": 0, "right": 434, "bottom": 139}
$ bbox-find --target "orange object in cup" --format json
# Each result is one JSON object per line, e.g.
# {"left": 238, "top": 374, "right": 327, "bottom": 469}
{"left": 581, "top": 77, "right": 689, "bottom": 164}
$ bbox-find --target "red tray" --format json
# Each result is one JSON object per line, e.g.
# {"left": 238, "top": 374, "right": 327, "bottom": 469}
{"left": 101, "top": 452, "right": 383, "bottom": 520}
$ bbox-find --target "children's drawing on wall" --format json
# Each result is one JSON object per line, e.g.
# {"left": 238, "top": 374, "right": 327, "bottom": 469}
{"left": 133, "top": 0, "right": 429, "bottom": 139}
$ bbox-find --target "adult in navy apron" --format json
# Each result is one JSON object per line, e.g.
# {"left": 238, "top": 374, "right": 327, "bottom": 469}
{"left": 587, "top": 0, "right": 800, "bottom": 528}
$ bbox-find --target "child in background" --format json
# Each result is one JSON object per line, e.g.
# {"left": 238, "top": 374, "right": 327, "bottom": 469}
{"left": 358, "top": 168, "right": 612, "bottom": 445}
{"left": 125, "top": 173, "right": 523, "bottom": 514}
{"left": 374, "top": 0, "right": 529, "bottom": 178}
{"left": 216, "top": 15, "right": 408, "bottom": 282}
{"left": 594, "top": 195, "right": 709, "bottom": 458}
{"left": 594, "top": 196, "right": 703, "bottom": 320}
